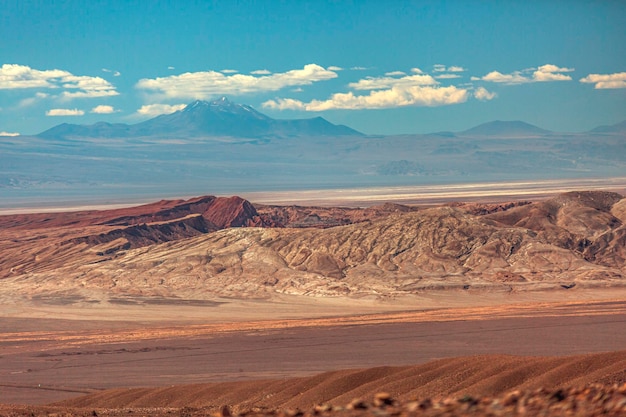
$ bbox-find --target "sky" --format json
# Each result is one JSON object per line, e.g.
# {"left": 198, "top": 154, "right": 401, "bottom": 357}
{"left": 1, "top": 0, "right": 625, "bottom": 136}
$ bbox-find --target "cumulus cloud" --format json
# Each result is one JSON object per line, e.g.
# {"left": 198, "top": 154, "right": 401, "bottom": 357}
{"left": 91, "top": 105, "right": 117, "bottom": 114}
{"left": 327, "top": 66, "right": 343, "bottom": 71}
{"left": 46, "top": 108, "right": 85, "bottom": 116}
{"left": 136, "top": 64, "right": 338, "bottom": 99}
{"left": 475, "top": 64, "right": 574, "bottom": 84}
{"left": 532, "top": 64, "right": 574, "bottom": 81}
{"left": 61, "top": 75, "right": 120, "bottom": 98}
{"left": 473, "top": 87, "right": 497, "bottom": 101}
{"left": 251, "top": 69, "right": 271, "bottom": 75}
{"left": 0, "top": 131, "right": 20, "bottom": 136}
{"left": 476, "top": 70, "right": 528, "bottom": 84}
{"left": 263, "top": 85, "right": 468, "bottom": 111}
{"left": 262, "top": 66, "right": 487, "bottom": 111}
{"left": 410, "top": 68, "right": 424, "bottom": 74}
{"left": 220, "top": 69, "right": 238, "bottom": 74}
{"left": 0, "top": 64, "right": 118, "bottom": 98}
{"left": 348, "top": 74, "right": 438, "bottom": 90}
{"left": 580, "top": 72, "right": 626, "bottom": 89}
{"left": 385, "top": 71, "right": 406, "bottom": 76}
{"left": 136, "top": 103, "right": 186, "bottom": 116}
{"left": 448, "top": 66, "right": 466, "bottom": 72}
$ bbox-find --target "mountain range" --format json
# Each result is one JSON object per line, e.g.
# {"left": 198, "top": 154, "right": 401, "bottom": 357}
{"left": 38, "top": 97, "right": 362, "bottom": 139}
{"left": 1, "top": 98, "right": 625, "bottom": 207}
{"left": 33, "top": 97, "right": 626, "bottom": 140}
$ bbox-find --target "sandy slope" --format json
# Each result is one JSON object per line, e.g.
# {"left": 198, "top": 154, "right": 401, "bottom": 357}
{"left": 55, "top": 351, "right": 626, "bottom": 410}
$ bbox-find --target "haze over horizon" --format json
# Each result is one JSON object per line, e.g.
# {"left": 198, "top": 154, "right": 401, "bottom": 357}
{"left": 1, "top": 1, "right": 625, "bottom": 136}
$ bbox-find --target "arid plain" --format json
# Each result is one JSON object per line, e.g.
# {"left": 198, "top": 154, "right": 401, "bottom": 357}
{"left": 1, "top": 185, "right": 626, "bottom": 416}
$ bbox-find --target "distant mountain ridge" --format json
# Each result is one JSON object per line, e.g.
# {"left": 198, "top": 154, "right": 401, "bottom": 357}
{"left": 590, "top": 120, "right": 626, "bottom": 134}
{"left": 35, "top": 98, "right": 626, "bottom": 140}
{"left": 38, "top": 97, "right": 363, "bottom": 139}
{"left": 459, "top": 120, "right": 552, "bottom": 137}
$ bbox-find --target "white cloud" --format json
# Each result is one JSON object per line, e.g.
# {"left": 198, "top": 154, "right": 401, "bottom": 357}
{"left": 136, "top": 103, "right": 186, "bottom": 116}
{"left": 91, "top": 105, "right": 117, "bottom": 114}
{"left": 263, "top": 98, "right": 307, "bottom": 110}
{"left": 473, "top": 87, "right": 497, "bottom": 101}
{"left": 385, "top": 71, "right": 406, "bottom": 76}
{"left": 46, "top": 108, "right": 85, "bottom": 116}
{"left": 263, "top": 85, "right": 468, "bottom": 111}
{"left": 433, "top": 64, "right": 447, "bottom": 72}
{"left": 168, "top": 66, "right": 175, "bottom": 70}
{"left": 410, "top": 68, "right": 424, "bottom": 74}
{"left": 349, "top": 74, "right": 438, "bottom": 90}
{"left": 532, "top": 64, "right": 574, "bottom": 81}
{"left": 251, "top": 69, "right": 271, "bottom": 75}
{"left": 479, "top": 70, "right": 528, "bottom": 84}
{"left": 448, "top": 66, "right": 466, "bottom": 72}
{"left": 327, "top": 66, "right": 343, "bottom": 71}
{"left": 580, "top": 72, "right": 626, "bottom": 89}
{"left": 221, "top": 69, "right": 238, "bottom": 74}
{"left": 0, "top": 131, "right": 20, "bottom": 136}
{"left": 350, "top": 66, "right": 368, "bottom": 70}
{"left": 435, "top": 74, "right": 462, "bottom": 79}
{"left": 136, "top": 64, "right": 338, "bottom": 99}
{"left": 0, "top": 64, "right": 67, "bottom": 89}
{"left": 0, "top": 64, "right": 118, "bottom": 98}
{"left": 61, "top": 75, "right": 119, "bottom": 98}
{"left": 475, "top": 64, "right": 574, "bottom": 84}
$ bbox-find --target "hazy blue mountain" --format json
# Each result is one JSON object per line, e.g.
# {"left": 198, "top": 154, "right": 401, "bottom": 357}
{"left": 4, "top": 102, "right": 625, "bottom": 209}
{"left": 459, "top": 120, "right": 551, "bottom": 137}
{"left": 590, "top": 120, "right": 626, "bottom": 134}
{"left": 38, "top": 97, "right": 362, "bottom": 139}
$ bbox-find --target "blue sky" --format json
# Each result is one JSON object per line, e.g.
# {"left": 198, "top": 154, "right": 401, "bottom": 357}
{"left": 1, "top": 0, "right": 625, "bottom": 136}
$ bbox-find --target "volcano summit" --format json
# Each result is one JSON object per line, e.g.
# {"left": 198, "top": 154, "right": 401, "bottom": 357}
{"left": 38, "top": 97, "right": 363, "bottom": 140}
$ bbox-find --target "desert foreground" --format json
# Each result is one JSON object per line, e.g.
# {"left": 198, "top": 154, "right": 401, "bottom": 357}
{"left": 1, "top": 186, "right": 626, "bottom": 415}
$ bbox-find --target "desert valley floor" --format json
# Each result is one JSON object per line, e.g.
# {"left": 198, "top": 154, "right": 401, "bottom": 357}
{"left": 1, "top": 185, "right": 626, "bottom": 416}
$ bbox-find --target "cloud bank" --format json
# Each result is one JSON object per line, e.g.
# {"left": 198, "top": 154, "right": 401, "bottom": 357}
{"left": 263, "top": 67, "right": 498, "bottom": 111}
{"left": 136, "top": 64, "right": 338, "bottom": 99}
{"left": 580, "top": 72, "right": 626, "bottom": 89}
{"left": 263, "top": 85, "right": 469, "bottom": 111}
{"left": 0, "top": 64, "right": 118, "bottom": 98}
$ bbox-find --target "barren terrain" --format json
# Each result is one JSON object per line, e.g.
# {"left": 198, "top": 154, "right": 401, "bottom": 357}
{"left": 1, "top": 189, "right": 626, "bottom": 415}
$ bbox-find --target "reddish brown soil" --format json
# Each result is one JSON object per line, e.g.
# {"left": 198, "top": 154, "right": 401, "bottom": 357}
{"left": 2, "top": 300, "right": 626, "bottom": 406}
{"left": 55, "top": 351, "right": 626, "bottom": 410}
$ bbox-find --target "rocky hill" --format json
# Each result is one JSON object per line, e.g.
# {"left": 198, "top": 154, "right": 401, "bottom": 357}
{"left": 0, "top": 191, "right": 624, "bottom": 302}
